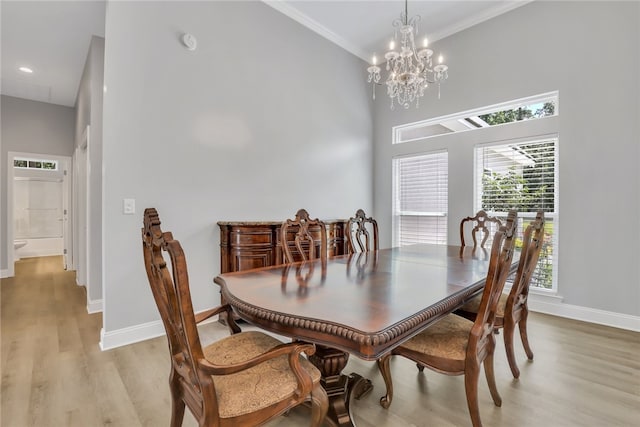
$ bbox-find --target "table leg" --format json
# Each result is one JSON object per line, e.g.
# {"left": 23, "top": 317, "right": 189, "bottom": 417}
{"left": 309, "top": 346, "right": 373, "bottom": 427}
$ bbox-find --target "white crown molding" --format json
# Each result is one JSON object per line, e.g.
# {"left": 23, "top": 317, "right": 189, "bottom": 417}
{"left": 429, "top": 1, "right": 535, "bottom": 43}
{"left": 262, "top": 0, "right": 370, "bottom": 61}
{"left": 263, "top": 1, "right": 533, "bottom": 60}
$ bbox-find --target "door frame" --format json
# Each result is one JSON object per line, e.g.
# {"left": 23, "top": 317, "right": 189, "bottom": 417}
{"left": 6, "top": 151, "right": 71, "bottom": 277}
{"left": 72, "top": 126, "right": 90, "bottom": 288}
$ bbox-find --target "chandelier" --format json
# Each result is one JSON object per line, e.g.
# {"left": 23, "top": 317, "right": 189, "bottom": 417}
{"left": 367, "top": 0, "right": 449, "bottom": 109}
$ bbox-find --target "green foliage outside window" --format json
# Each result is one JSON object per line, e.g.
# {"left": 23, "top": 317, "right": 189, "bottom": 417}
{"left": 480, "top": 135, "right": 556, "bottom": 289}
{"left": 479, "top": 102, "right": 555, "bottom": 125}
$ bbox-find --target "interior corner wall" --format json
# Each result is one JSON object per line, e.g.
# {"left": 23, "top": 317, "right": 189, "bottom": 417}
{"left": 75, "top": 35, "right": 105, "bottom": 305}
{"left": 101, "top": 1, "right": 373, "bottom": 337}
{"left": 0, "top": 96, "right": 75, "bottom": 272}
{"left": 372, "top": 1, "right": 640, "bottom": 317}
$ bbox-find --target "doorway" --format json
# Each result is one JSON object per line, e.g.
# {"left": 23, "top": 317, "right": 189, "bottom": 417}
{"left": 7, "top": 152, "right": 71, "bottom": 278}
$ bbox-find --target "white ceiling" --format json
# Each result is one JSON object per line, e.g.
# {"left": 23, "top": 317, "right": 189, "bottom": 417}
{"left": 1, "top": 0, "right": 106, "bottom": 107}
{"left": 0, "top": 0, "right": 529, "bottom": 108}
{"left": 267, "top": 1, "right": 531, "bottom": 61}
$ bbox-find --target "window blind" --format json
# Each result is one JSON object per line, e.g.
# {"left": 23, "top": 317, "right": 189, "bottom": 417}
{"left": 393, "top": 151, "right": 448, "bottom": 246}
{"left": 475, "top": 138, "right": 557, "bottom": 289}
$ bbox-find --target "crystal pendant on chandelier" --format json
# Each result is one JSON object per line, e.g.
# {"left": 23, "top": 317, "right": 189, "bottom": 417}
{"left": 367, "top": 0, "right": 449, "bottom": 109}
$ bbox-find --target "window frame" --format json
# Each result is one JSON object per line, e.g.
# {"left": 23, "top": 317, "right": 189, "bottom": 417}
{"left": 389, "top": 92, "right": 560, "bottom": 293}
{"left": 474, "top": 135, "right": 559, "bottom": 292}
{"left": 394, "top": 91, "right": 558, "bottom": 145}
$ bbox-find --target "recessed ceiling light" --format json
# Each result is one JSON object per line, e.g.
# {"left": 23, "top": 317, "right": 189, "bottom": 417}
{"left": 19, "top": 66, "right": 33, "bottom": 73}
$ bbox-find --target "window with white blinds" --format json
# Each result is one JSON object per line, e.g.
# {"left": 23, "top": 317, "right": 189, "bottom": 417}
{"left": 393, "top": 151, "right": 448, "bottom": 246}
{"left": 475, "top": 137, "right": 557, "bottom": 289}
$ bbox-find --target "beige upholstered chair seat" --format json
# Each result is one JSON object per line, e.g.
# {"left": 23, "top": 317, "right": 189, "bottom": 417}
{"left": 398, "top": 314, "right": 474, "bottom": 363}
{"left": 205, "top": 331, "right": 322, "bottom": 419}
{"left": 461, "top": 293, "right": 508, "bottom": 317}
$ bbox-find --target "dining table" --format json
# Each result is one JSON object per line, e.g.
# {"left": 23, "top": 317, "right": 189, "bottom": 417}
{"left": 214, "top": 244, "right": 519, "bottom": 427}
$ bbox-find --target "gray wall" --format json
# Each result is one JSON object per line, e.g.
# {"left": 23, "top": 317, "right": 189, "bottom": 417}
{"left": 372, "top": 1, "right": 640, "bottom": 316}
{"left": 0, "top": 95, "right": 75, "bottom": 270}
{"left": 75, "top": 35, "right": 105, "bottom": 305}
{"left": 101, "top": 1, "right": 373, "bottom": 333}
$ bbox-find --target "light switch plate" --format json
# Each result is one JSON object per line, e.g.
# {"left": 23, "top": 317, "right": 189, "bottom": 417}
{"left": 123, "top": 198, "right": 135, "bottom": 215}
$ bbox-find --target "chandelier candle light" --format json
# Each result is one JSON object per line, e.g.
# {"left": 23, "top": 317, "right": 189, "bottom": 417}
{"left": 367, "top": 0, "right": 449, "bottom": 109}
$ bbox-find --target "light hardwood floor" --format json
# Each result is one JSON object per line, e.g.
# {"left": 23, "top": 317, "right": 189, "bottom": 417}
{"left": 2, "top": 256, "right": 639, "bottom": 426}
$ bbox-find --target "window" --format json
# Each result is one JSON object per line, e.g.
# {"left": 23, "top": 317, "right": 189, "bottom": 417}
{"left": 395, "top": 92, "right": 557, "bottom": 144}
{"left": 390, "top": 92, "right": 559, "bottom": 291}
{"left": 475, "top": 138, "right": 557, "bottom": 289}
{"left": 14, "top": 157, "right": 58, "bottom": 170}
{"left": 393, "top": 151, "right": 448, "bottom": 246}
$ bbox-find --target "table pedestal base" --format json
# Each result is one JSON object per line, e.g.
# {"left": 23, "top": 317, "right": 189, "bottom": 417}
{"left": 309, "top": 346, "right": 373, "bottom": 427}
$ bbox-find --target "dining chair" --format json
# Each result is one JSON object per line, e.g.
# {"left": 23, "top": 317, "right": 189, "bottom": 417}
{"left": 460, "top": 210, "right": 503, "bottom": 248}
{"left": 456, "top": 211, "right": 545, "bottom": 378}
{"left": 376, "top": 210, "right": 518, "bottom": 427}
{"left": 280, "top": 209, "right": 327, "bottom": 263}
{"left": 345, "top": 209, "right": 379, "bottom": 253}
{"left": 142, "top": 208, "right": 328, "bottom": 427}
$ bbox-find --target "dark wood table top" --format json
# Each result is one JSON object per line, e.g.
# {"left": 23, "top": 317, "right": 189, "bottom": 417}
{"left": 215, "top": 244, "right": 518, "bottom": 360}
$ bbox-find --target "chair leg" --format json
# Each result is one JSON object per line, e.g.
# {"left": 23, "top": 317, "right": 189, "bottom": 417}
{"left": 464, "top": 364, "right": 483, "bottom": 427}
{"left": 483, "top": 350, "right": 502, "bottom": 407}
{"left": 376, "top": 354, "right": 394, "bottom": 409}
{"left": 169, "top": 372, "right": 185, "bottom": 427}
{"left": 519, "top": 307, "right": 534, "bottom": 360}
{"left": 309, "top": 383, "right": 329, "bottom": 427}
{"left": 503, "top": 319, "right": 521, "bottom": 379}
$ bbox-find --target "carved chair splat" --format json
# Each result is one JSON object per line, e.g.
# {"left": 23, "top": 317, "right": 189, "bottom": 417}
{"left": 377, "top": 210, "right": 518, "bottom": 427}
{"left": 457, "top": 211, "right": 545, "bottom": 378}
{"left": 281, "top": 209, "right": 328, "bottom": 264}
{"left": 142, "top": 208, "right": 328, "bottom": 427}
{"left": 346, "top": 209, "right": 379, "bottom": 253}
{"left": 460, "top": 210, "right": 503, "bottom": 248}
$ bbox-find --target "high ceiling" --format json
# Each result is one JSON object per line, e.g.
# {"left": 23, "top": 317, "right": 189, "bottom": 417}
{"left": 267, "top": 1, "right": 531, "bottom": 61}
{"left": 0, "top": 0, "right": 529, "bottom": 107}
{"left": 1, "top": 1, "right": 106, "bottom": 107}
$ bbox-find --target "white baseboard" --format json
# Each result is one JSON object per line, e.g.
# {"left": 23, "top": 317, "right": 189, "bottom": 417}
{"left": 0, "top": 269, "right": 9, "bottom": 279}
{"left": 99, "top": 310, "right": 222, "bottom": 351}
{"left": 87, "top": 298, "right": 103, "bottom": 314}
{"left": 98, "top": 297, "right": 640, "bottom": 351}
{"left": 100, "top": 320, "right": 166, "bottom": 351}
{"left": 529, "top": 293, "right": 640, "bottom": 332}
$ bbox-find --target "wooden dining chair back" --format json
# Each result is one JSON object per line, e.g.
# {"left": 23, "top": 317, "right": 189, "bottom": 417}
{"left": 458, "top": 211, "right": 546, "bottom": 378}
{"left": 281, "top": 209, "right": 328, "bottom": 263}
{"left": 377, "top": 210, "right": 518, "bottom": 427}
{"left": 346, "top": 209, "right": 379, "bottom": 253}
{"left": 142, "top": 208, "right": 328, "bottom": 427}
{"left": 460, "top": 210, "right": 502, "bottom": 248}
